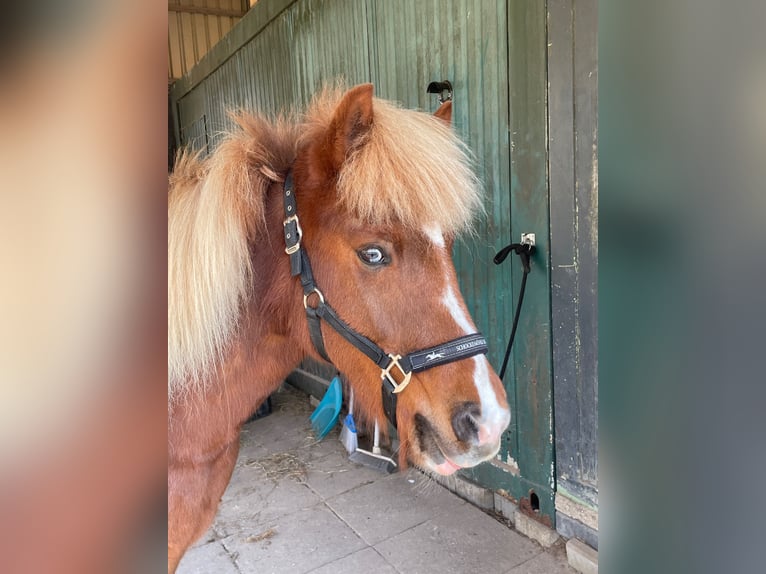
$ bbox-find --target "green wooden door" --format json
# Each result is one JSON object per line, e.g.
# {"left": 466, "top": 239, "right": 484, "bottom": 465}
{"left": 367, "top": 0, "right": 554, "bottom": 523}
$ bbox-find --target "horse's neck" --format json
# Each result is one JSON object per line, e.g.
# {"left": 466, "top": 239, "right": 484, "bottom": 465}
{"left": 172, "top": 184, "right": 309, "bottom": 436}
{"left": 240, "top": 180, "right": 313, "bottom": 366}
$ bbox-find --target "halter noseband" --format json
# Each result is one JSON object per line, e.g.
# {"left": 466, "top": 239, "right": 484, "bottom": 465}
{"left": 282, "top": 172, "right": 488, "bottom": 428}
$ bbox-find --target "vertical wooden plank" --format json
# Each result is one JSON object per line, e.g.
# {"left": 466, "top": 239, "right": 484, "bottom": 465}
{"left": 216, "top": 6, "right": 224, "bottom": 39}
{"left": 209, "top": 15, "right": 222, "bottom": 46}
{"left": 203, "top": 9, "right": 212, "bottom": 54}
{"left": 548, "top": 0, "right": 579, "bottom": 506}
{"left": 547, "top": 0, "right": 598, "bottom": 543}
{"left": 507, "top": 0, "right": 555, "bottom": 522}
{"left": 169, "top": 14, "right": 182, "bottom": 80}
{"left": 458, "top": 0, "right": 555, "bottom": 526}
{"left": 177, "top": 81, "right": 208, "bottom": 153}
{"left": 179, "top": 13, "right": 192, "bottom": 76}
{"left": 291, "top": 0, "right": 371, "bottom": 105}
{"left": 548, "top": 0, "right": 598, "bottom": 524}
{"left": 572, "top": 0, "right": 598, "bottom": 492}
{"left": 190, "top": 13, "right": 200, "bottom": 63}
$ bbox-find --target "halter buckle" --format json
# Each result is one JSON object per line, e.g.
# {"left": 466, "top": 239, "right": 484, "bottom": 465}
{"left": 283, "top": 215, "right": 303, "bottom": 255}
{"left": 381, "top": 354, "right": 413, "bottom": 394}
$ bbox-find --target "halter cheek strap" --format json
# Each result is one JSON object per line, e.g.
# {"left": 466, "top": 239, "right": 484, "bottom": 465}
{"left": 282, "top": 172, "right": 489, "bottom": 428}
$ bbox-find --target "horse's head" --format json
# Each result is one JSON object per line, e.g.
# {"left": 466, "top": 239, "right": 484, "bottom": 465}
{"left": 292, "top": 84, "right": 510, "bottom": 475}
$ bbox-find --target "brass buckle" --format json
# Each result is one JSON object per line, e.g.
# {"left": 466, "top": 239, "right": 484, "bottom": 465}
{"left": 381, "top": 354, "right": 413, "bottom": 394}
{"left": 303, "top": 288, "right": 325, "bottom": 310}
{"left": 283, "top": 215, "right": 303, "bottom": 255}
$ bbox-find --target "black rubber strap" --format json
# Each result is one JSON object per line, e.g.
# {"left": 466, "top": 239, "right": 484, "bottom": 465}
{"left": 494, "top": 242, "right": 534, "bottom": 381}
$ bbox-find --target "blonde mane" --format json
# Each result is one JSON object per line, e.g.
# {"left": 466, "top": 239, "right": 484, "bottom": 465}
{"left": 304, "top": 87, "right": 483, "bottom": 235}
{"left": 168, "top": 115, "right": 298, "bottom": 402}
{"left": 168, "top": 88, "right": 482, "bottom": 402}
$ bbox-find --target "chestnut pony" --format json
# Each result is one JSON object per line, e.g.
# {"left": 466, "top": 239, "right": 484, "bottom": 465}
{"left": 168, "top": 84, "right": 511, "bottom": 572}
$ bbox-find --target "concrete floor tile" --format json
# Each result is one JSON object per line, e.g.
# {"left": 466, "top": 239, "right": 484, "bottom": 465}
{"left": 239, "top": 416, "right": 317, "bottom": 461}
{"left": 216, "top": 475, "right": 322, "bottom": 537}
{"left": 177, "top": 541, "right": 239, "bottom": 574}
{"left": 325, "top": 472, "right": 467, "bottom": 545}
{"left": 506, "top": 546, "right": 577, "bottom": 574}
{"left": 515, "top": 512, "right": 560, "bottom": 547}
{"left": 303, "top": 450, "right": 385, "bottom": 500}
{"left": 237, "top": 385, "right": 319, "bottom": 458}
{"left": 307, "top": 547, "right": 398, "bottom": 574}
{"left": 300, "top": 426, "right": 348, "bottom": 459}
{"left": 221, "top": 504, "right": 366, "bottom": 574}
{"left": 565, "top": 538, "right": 597, "bottom": 574}
{"left": 375, "top": 502, "right": 540, "bottom": 574}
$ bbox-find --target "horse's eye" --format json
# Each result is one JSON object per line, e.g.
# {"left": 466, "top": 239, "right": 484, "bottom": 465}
{"left": 358, "top": 246, "right": 388, "bottom": 266}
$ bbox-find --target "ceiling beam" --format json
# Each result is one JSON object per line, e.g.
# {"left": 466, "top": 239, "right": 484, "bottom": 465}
{"left": 168, "top": 3, "right": 246, "bottom": 19}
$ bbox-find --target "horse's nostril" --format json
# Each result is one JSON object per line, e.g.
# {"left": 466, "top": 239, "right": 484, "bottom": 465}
{"left": 451, "top": 402, "right": 481, "bottom": 444}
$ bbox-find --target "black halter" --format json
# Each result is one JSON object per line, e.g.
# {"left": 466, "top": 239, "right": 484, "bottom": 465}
{"left": 282, "top": 172, "right": 488, "bottom": 428}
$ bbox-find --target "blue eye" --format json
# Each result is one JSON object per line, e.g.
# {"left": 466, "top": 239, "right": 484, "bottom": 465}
{"left": 358, "top": 246, "right": 388, "bottom": 266}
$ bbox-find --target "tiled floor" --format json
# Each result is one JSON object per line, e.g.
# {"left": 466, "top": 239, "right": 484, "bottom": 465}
{"left": 177, "top": 385, "right": 575, "bottom": 574}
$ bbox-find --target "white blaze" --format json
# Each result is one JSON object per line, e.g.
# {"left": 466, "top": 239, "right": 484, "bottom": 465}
{"left": 423, "top": 224, "right": 446, "bottom": 248}
{"left": 425, "top": 224, "right": 509, "bottom": 435}
{"left": 442, "top": 285, "right": 507, "bottom": 431}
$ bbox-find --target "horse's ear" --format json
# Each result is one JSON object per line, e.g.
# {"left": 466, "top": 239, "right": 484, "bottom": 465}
{"left": 433, "top": 100, "right": 452, "bottom": 125}
{"left": 327, "top": 83, "right": 375, "bottom": 169}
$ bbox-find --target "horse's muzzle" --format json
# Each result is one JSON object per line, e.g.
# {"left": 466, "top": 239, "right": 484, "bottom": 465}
{"left": 451, "top": 401, "right": 509, "bottom": 450}
{"left": 415, "top": 408, "right": 509, "bottom": 475}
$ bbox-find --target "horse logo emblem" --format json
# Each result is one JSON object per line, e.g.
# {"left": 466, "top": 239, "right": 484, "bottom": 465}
{"left": 426, "top": 352, "right": 445, "bottom": 362}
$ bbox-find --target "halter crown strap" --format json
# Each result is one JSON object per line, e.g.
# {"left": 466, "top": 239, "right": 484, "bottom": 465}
{"left": 281, "top": 172, "right": 488, "bottom": 428}
{"left": 283, "top": 172, "right": 302, "bottom": 276}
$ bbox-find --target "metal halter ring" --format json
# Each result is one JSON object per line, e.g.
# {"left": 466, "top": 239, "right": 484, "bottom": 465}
{"left": 303, "top": 288, "right": 325, "bottom": 310}
{"left": 381, "top": 354, "right": 413, "bottom": 394}
{"left": 283, "top": 215, "right": 303, "bottom": 255}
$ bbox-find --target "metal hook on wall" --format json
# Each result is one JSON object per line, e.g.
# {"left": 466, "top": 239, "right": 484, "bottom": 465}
{"left": 426, "top": 80, "right": 453, "bottom": 104}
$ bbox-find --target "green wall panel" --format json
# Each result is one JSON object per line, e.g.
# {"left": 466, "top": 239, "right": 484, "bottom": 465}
{"left": 235, "top": 10, "right": 297, "bottom": 117}
{"left": 292, "top": 0, "right": 372, "bottom": 105}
